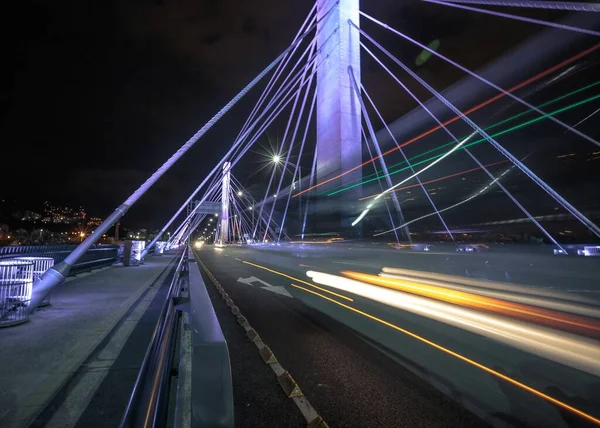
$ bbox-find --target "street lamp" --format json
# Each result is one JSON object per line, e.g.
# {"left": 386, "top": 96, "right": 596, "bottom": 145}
{"left": 237, "top": 190, "right": 243, "bottom": 197}
{"left": 273, "top": 154, "right": 281, "bottom": 164}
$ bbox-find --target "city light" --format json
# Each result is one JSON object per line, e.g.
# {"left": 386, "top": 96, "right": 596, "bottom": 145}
{"left": 273, "top": 155, "right": 281, "bottom": 164}
{"left": 237, "top": 190, "right": 243, "bottom": 196}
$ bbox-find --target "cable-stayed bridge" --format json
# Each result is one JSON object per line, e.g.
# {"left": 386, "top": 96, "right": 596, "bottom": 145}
{"left": 2, "top": 1, "right": 600, "bottom": 427}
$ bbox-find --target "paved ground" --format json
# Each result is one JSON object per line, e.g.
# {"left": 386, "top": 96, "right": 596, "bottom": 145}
{"left": 3, "top": 243, "right": 597, "bottom": 427}
{"left": 2, "top": 249, "right": 327, "bottom": 428}
{"left": 0, "top": 255, "right": 176, "bottom": 428}
{"left": 194, "top": 244, "right": 600, "bottom": 428}
{"left": 198, "top": 256, "right": 307, "bottom": 428}
{"left": 196, "top": 246, "right": 491, "bottom": 428}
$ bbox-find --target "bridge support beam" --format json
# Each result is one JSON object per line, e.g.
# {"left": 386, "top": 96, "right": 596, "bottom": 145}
{"left": 316, "top": 0, "right": 362, "bottom": 235}
{"left": 220, "top": 162, "right": 231, "bottom": 245}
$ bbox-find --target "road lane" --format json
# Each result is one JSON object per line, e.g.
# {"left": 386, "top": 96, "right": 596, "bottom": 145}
{"left": 197, "top": 246, "right": 490, "bottom": 428}
{"left": 198, "top": 244, "right": 600, "bottom": 427}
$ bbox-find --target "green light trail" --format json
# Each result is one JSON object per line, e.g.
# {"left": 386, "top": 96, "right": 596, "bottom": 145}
{"left": 326, "top": 89, "right": 600, "bottom": 197}
{"left": 323, "top": 80, "right": 600, "bottom": 197}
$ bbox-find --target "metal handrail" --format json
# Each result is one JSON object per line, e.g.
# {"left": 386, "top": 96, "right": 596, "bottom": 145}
{"left": 0, "top": 245, "right": 121, "bottom": 276}
{"left": 119, "top": 249, "right": 186, "bottom": 428}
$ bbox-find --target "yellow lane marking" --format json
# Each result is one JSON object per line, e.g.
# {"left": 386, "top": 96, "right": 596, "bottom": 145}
{"left": 290, "top": 283, "right": 600, "bottom": 426}
{"left": 242, "top": 260, "right": 353, "bottom": 302}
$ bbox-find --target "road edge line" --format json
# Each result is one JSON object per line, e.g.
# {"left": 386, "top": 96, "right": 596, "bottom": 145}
{"left": 195, "top": 253, "right": 329, "bottom": 428}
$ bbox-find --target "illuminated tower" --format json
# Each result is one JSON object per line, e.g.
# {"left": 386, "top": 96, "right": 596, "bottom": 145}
{"left": 220, "top": 162, "right": 231, "bottom": 244}
{"left": 316, "top": 0, "right": 362, "bottom": 233}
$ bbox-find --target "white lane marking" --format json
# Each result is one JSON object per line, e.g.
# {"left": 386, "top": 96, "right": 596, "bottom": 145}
{"left": 237, "top": 276, "right": 293, "bottom": 298}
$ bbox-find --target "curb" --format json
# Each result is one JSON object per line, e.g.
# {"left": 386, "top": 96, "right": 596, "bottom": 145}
{"left": 196, "top": 255, "right": 328, "bottom": 428}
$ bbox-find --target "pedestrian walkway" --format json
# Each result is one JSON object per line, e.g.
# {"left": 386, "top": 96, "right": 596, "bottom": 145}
{"left": 0, "top": 255, "right": 176, "bottom": 428}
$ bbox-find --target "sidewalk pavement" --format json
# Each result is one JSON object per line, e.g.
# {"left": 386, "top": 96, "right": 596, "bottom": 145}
{"left": 0, "top": 254, "right": 176, "bottom": 428}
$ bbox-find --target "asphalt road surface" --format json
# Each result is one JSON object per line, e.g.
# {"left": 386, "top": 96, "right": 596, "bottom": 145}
{"left": 194, "top": 243, "right": 600, "bottom": 428}
{"left": 196, "top": 245, "right": 489, "bottom": 427}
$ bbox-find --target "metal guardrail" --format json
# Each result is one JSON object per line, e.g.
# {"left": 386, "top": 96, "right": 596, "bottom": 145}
{"left": 120, "top": 250, "right": 186, "bottom": 428}
{"left": 119, "top": 248, "right": 234, "bottom": 428}
{"left": 0, "top": 244, "right": 121, "bottom": 275}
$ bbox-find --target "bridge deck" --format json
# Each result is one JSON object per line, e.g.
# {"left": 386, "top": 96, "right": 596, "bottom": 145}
{"left": 0, "top": 256, "right": 175, "bottom": 428}
{"left": 0, "top": 247, "right": 496, "bottom": 428}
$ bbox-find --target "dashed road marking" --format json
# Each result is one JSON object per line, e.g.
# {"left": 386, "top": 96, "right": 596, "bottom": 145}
{"left": 195, "top": 254, "right": 327, "bottom": 427}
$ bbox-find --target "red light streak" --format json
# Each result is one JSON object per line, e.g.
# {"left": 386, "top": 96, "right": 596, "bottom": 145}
{"left": 293, "top": 43, "right": 600, "bottom": 198}
{"left": 359, "top": 159, "right": 509, "bottom": 200}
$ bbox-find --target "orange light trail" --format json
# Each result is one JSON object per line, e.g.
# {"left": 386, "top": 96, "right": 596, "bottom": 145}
{"left": 292, "top": 43, "right": 600, "bottom": 198}
{"left": 289, "top": 283, "right": 600, "bottom": 425}
{"left": 359, "top": 159, "right": 509, "bottom": 200}
{"left": 241, "top": 260, "right": 353, "bottom": 301}
{"left": 341, "top": 271, "right": 600, "bottom": 337}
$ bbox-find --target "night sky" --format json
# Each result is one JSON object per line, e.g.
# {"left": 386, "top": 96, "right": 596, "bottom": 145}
{"left": 1, "top": 0, "right": 590, "bottom": 230}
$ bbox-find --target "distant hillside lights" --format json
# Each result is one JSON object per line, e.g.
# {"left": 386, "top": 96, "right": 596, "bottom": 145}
{"left": 41, "top": 201, "right": 87, "bottom": 225}
{"left": 87, "top": 217, "right": 102, "bottom": 227}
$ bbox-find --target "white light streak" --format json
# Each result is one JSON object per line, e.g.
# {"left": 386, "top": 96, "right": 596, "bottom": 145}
{"left": 305, "top": 270, "right": 600, "bottom": 376}
{"left": 352, "top": 131, "right": 477, "bottom": 227}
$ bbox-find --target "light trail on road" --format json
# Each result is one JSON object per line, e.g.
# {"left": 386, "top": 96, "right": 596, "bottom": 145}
{"left": 289, "top": 282, "right": 600, "bottom": 425}
{"left": 380, "top": 267, "right": 600, "bottom": 318}
{"left": 304, "top": 270, "right": 600, "bottom": 375}
{"left": 341, "top": 271, "right": 600, "bottom": 336}
{"left": 292, "top": 43, "right": 600, "bottom": 198}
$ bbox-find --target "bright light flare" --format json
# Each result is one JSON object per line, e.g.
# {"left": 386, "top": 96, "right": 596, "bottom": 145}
{"left": 194, "top": 241, "right": 204, "bottom": 249}
{"left": 273, "top": 155, "right": 281, "bottom": 164}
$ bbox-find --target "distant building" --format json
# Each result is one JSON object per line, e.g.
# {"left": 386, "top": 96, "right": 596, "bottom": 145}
{"left": 42, "top": 201, "right": 87, "bottom": 225}
{"left": 87, "top": 217, "right": 102, "bottom": 227}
